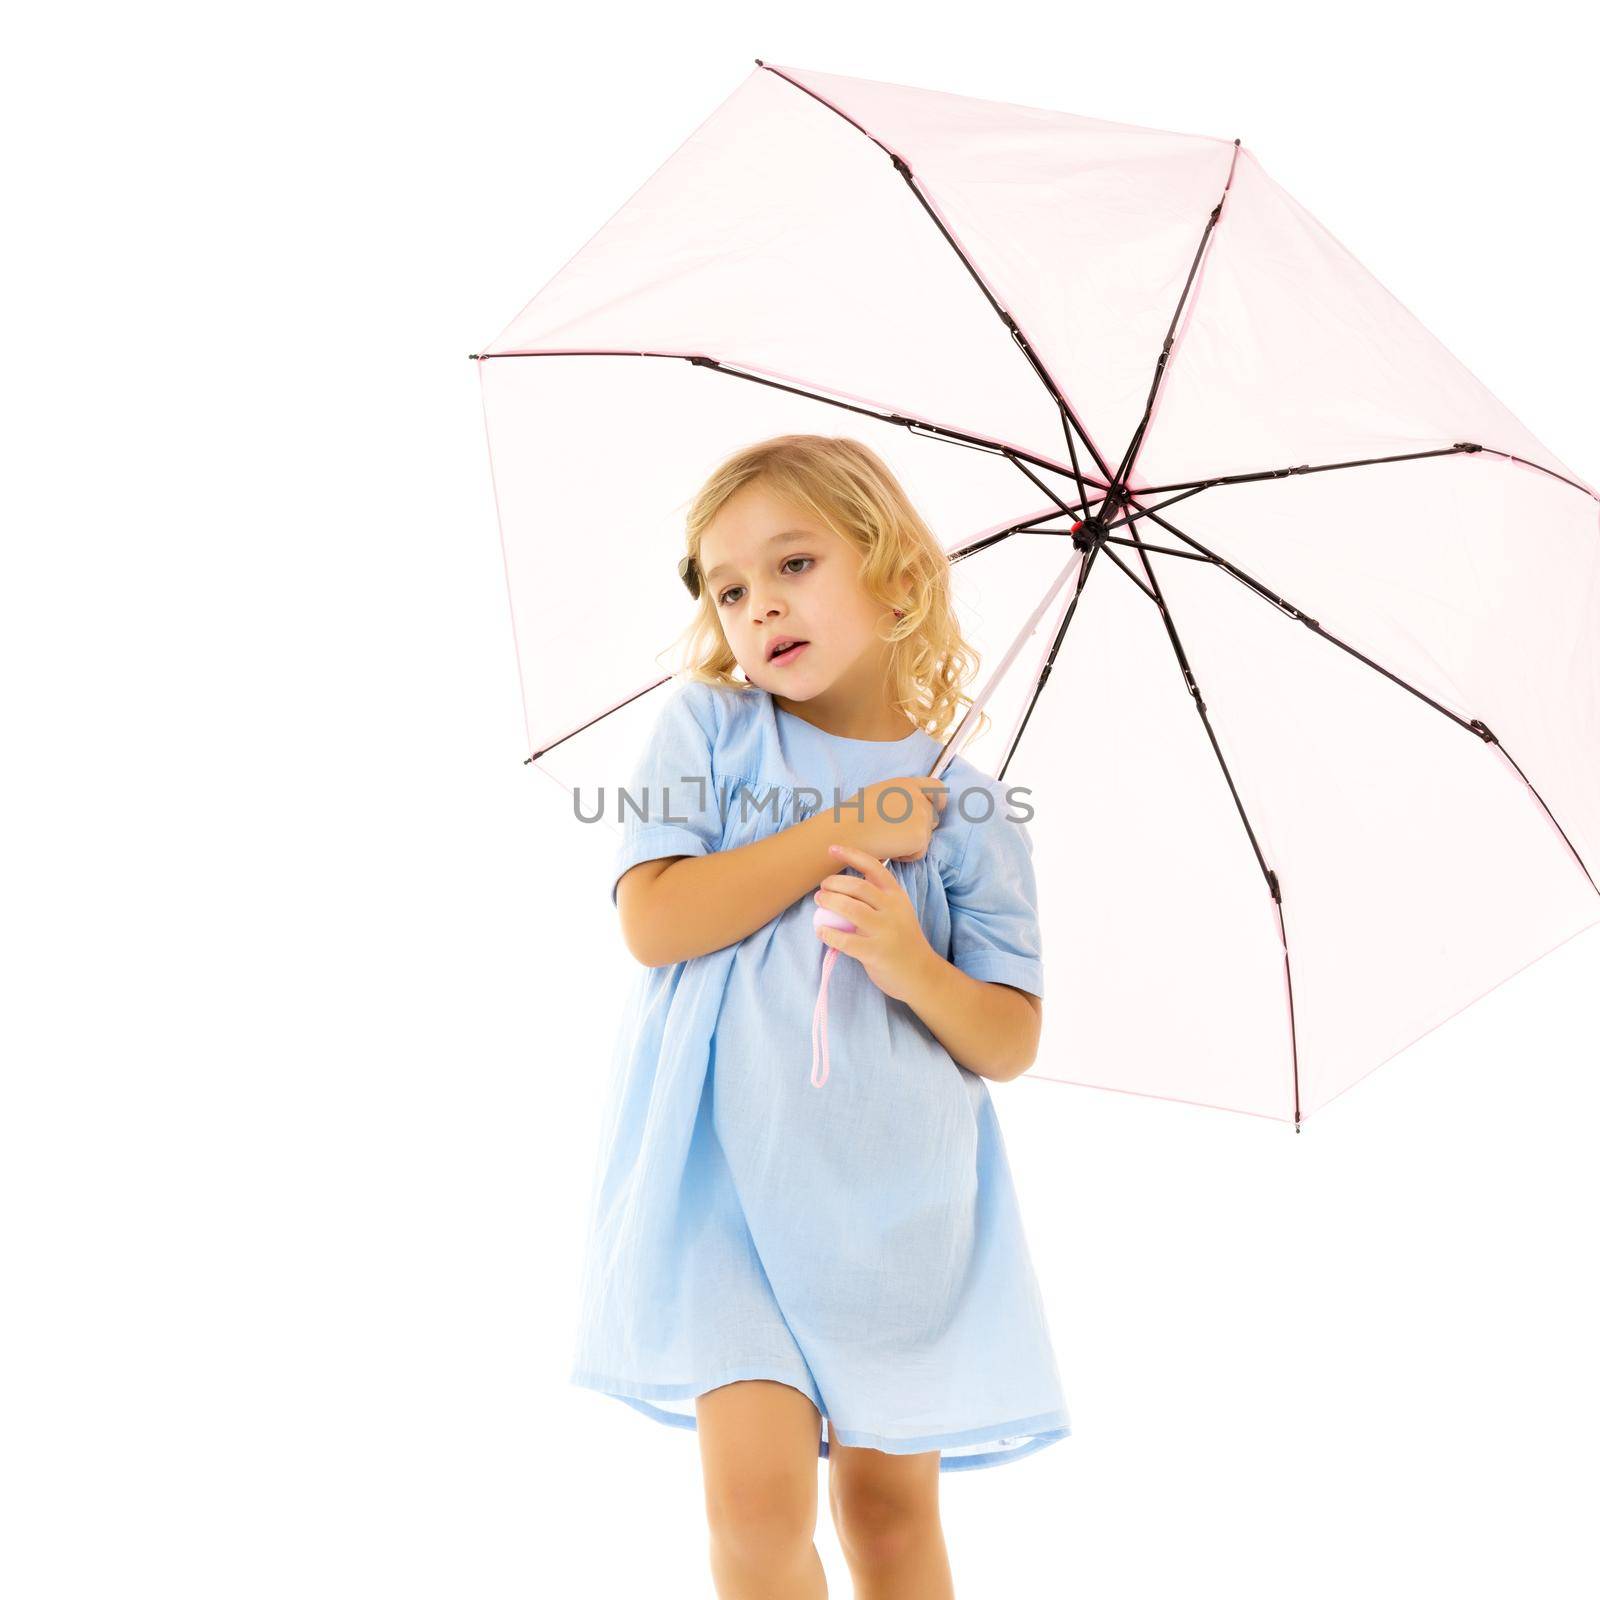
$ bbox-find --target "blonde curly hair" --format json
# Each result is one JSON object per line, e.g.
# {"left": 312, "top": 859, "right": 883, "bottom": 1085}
{"left": 663, "top": 434, "right": 991, "bottom": 746}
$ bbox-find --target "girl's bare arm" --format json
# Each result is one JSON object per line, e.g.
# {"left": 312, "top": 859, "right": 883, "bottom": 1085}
{"left": 899, "top": 954, "right": 1043, "bottom": 1083}
{"left": 617, "top": 808, "right": 863, "bottom": 967}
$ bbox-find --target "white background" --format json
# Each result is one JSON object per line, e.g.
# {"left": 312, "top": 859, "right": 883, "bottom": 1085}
{"left": 5, "top": 3, "right": 1598, "bottom": 1596}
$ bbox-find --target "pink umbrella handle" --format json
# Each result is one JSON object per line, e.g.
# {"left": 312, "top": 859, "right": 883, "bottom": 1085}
{"left": 812, "top": 906, "right": 857, "bottom": 933}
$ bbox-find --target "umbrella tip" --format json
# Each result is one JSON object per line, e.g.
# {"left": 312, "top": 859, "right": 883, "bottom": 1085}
{"left": 755, "top": 57, "right": 765, "bottom": 66}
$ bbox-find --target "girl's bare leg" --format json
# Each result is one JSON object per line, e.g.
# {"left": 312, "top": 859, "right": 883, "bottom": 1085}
{"left": 696, "top": 1379, "right": 828, "bottom": 1598}
{"left": 827, "top": 1437, "right": 954, "bottom": 1600}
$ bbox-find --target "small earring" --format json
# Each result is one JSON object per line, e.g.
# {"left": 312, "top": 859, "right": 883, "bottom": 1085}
{"left": 893, "top": 608, "right": 904, "bottom": 618}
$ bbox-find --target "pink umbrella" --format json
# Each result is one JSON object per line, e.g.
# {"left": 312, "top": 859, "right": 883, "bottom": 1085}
{"left": 474, "top": 60, "right": 1600, "bottom": 1129}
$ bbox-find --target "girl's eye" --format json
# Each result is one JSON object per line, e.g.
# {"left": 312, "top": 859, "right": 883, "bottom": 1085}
{"left": 717, "top": 556, "right": 814, "bottom": 608}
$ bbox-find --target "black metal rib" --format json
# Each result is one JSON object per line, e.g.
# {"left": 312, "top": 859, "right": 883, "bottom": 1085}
{"left": 527, "top": 674, "right": 672, "bottom": 762}
{"left": 1111, "top": 140, "right": 1243, "bottom": 491}
{"left": 1120, "top": 491, "right": 1600, "bottom": 899}
{"left": 1103, "top": 534, "right": 1213, "bottom": 562}
{"left": 1005, "top": 452, "right": 1079, "bottom": 516}
{"left": 754, "top": 60, "right": 1115, "bottom": 513}
{"left": 1131, "top": 440, "right": 1597, "bottom": 506}
{"left": 1118, "top": 492, "right": 1514, "bottom": 744}
{"left": 1106, "top": 519, "right": 1304, "bottom": 1127}
{"left": 474, "top": 347, "right": 1108, "bottom": 493}
{"left": 1471, "top": 446, "right": 1600, "bottom": 503}
{"left": 1094, "top": 539, "right": 1159, "bottom": 602}
{"left": 1487, "top": 743, "right": 1600, "bottom": 896}
{"left": 995, "top": 543, "right": 1101, "bottom": 785}
{"left": 945, "top": 506, "right": 1081, "bottom": 566}
{"left": 687, "top": 352, "right": 1102, "bottom": 486}
{"left": 1105, "top": 524, "right": 1283, "bottom": 901}
{"left": 1131, "top": 442, "right": 1488, "bottom": 497}
{"left": 1106, "top": 481, "right": 1218, "bottom": 529}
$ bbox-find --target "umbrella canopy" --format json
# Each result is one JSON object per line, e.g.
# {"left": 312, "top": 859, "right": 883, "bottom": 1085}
{"left": 475, "top": 60, "right": 1600, "bottom": 1127}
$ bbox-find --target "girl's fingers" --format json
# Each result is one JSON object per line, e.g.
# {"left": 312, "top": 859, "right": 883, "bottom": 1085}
{"left": 815, "top": 889, "right": 874, "bottom": 924}
{"left": 818, "top": 871, "right": 880, "bottom": 904}
{"left": 827, "top": 842, "right": 897, "bottom": 891}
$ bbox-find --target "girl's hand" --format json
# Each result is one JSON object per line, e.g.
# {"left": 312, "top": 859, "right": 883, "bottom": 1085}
{"left": 844, "top": 775, "right": 947, "bottom": 861}
{"left": 813, "top": 843, "right": 937, "bottom": 1005}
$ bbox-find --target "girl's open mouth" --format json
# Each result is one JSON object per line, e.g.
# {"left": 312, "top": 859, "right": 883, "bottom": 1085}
{"left": 769, "top": 640, "right": 809, "bottom": 666}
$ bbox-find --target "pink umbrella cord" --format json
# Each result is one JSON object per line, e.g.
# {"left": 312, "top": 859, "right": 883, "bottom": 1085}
{"left": 810, "top": 944, "right": 840, "bottom": 1087}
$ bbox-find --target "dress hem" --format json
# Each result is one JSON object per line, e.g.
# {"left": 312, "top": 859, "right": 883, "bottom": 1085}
{"left": 570, "top": 1364, "right": 1071, "bottom": 1473}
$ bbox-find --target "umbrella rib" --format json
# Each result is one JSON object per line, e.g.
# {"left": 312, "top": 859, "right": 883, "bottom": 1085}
{"left": 942, "top": 501, "right": 1123, "bottom": 785}
{"left": 1103, "top": 520, "right": 1305, "bottom": 1128}
{"left": 526, "top": 673, "right": 676, "bottom": 763}
{"left": 1103, "top": 535, "right": 1212, "bottom": 562}
{"left": 1094, "top": 539, "right": 1160, "bottom": 602}
{"left": 1114, "top": 491, "right": 1504, "bottom": 739}
{"left": 686, "top": 354, "right": 1109, "bottom": 488}
{"left": 473, "top": 347, "right": 1111, "bottom": 493}
{"left": 1097, "top": 528, "right": 1282, "bottom": 900}
{"left": 1119, "top": 493, "right": 1600, "bottom": 900}
{"left": 1004, "top": 452, "right": 1080, "bottom": 515}
{"left": 1483, "top": 742, "right": 1600, "bottom": 897}
{"left": 1112, "top": 141, "right": 1244, "bottom": 491}
{"left": 754, "top": 60, "right": 1114, "bottom": 509}
{"left": 1473, "top": 445, "right": 1600, "bottom": 502}
{"left": 943, "top": 506, "right": 1085, "bottom": 568}
{"left": 927, "top": 546, "right": 1090, "bottom": 780}
{"left": 1135, "top": 443, "right": 1472, "bottom": 494}
{"left": 995, "top": 544, "right": 1102, "bottom": 786}
{"left": 1130, "top": 440, "right": 1600, "bottom": 503}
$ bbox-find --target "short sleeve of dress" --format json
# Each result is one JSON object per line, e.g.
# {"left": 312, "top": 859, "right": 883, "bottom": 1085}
{"left": 609, "top": 681, "right": 726, "bottom": 907}
{"left": 941, "top": 795, "right": 1045, "bottom": 999}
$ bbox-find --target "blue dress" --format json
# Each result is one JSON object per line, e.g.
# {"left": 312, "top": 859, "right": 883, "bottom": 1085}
{"left": 568, "top": 678, "right": 1071, "bottom": 1471}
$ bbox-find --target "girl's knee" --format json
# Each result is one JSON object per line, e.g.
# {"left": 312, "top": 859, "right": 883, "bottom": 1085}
{"left": 705, "top": 1476, "right": 817, "bottom": 1568}
{"left": 832, "top": 1493, "right": 938, "bottom": 1570}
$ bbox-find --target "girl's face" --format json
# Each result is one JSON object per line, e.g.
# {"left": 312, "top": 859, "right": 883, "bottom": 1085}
{"left": 698, "top": 481, "right": 904, "bottom": 722}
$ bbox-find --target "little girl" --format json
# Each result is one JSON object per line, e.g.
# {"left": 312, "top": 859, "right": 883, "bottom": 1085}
{"left": 570, "top": 434, "right": 1070, "bottom": 1598}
